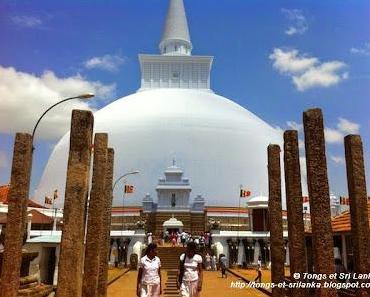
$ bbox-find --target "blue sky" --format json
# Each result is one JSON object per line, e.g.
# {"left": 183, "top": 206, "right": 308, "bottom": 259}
{"left": 0, "top": 0, "right": 369, "bottom": 198}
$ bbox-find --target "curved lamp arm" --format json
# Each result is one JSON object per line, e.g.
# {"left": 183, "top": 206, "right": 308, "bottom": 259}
{"left": 31, "top": 93, "right": 94, "bottom": 149}
{"left": 112, "top": 171, "right": 140, "bottom": 191}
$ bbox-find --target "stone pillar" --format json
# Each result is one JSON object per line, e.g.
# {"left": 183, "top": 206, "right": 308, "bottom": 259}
{"left": 97, "top": 148, "right": 114, "bottom": 297}
{"left": 237, "top": 240, "right": 245, "bottom": 265}
{"left": 283, "top": 130, "right": 307, "bottom": 297}
{"left": 57, "top": 110, "right": 94, "bottom": 297}
{"left": 303, "top": 108, "right": 338, "bottom": 297}
{"left": 253, "top": 240, "right": 260, "bottom": 264}
{"left": 27, "top": 213, "right": 33, "bottom": 241}
{"left": 344, "top": 135, "right": 370, "bottom": 297}
{"left": 82, "top": 133, "right": 108, "bottom": 297}
{"left": 0, "top": 133, "right": 32, "bottom": 297}
{"left": 53, "top": 246, "right": 60, "bottom": 286}
{"left": 267, "top": 144, "right": 285, "bottom": 297}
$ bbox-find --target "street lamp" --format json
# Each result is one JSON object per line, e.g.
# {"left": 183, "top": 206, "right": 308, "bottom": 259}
{"left": 112, "top": 170, "right": 140, "bottom": 191}
{"left": 31, "top": 93, "right": 95, "bottom": 149}
{"left": 112, "top": 171, "right": 140, "bottom": 232}
{"left": 29, "top": 93, "right": 94, "bottom": 236}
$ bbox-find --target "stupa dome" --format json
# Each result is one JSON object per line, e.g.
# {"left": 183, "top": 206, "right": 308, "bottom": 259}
{"left": 34, "top": 0, "right": 302, "bottom": 208}
{"left": 35, "top": 88, "right": 284, "bottom": 207}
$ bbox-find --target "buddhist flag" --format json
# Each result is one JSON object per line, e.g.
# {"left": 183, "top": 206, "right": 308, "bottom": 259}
{"left": 302, "top": 196, "right": 309, "bottom": 203}
{"left": 340, "top": 197, "right": 350, "bottom": 205}
{"left": 124, "top": 185, "right": 134, "bottom": 194}
{"left": 240, "top": 189, "right": 251, "bottom": 198}
{"left": 53, "top": 189, "right": 58, "bottom": 200}
{"left": 44, "top": 196, "right": 52, "bottom": 205}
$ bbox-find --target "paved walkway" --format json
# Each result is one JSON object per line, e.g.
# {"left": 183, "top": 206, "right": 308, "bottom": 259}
{"left": 231, "top": 267, "right": 290, "bottom": 283}
{"left": 108, "top": 268, "right": 128, "bottom": 283}
{"left": 107, "top": 270, "right": 268, "bottom": 297}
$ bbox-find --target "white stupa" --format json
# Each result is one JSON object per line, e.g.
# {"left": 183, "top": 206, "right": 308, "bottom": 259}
{"left": 35, "top": 0, "right": 287, "bottom": 207}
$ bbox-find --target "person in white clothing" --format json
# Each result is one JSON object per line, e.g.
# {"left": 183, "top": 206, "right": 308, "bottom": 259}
{"left": 137, "top": 243, "right": 162, "bottom": 297}
{"left": 147, "top": 232, "right": 153, "bottom": 245}
{"left": 177, "top": 242, "right": 203, "bottom": 297}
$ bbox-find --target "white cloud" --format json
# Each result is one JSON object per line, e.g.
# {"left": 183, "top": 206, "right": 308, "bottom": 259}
{"left": 293, "top": 61, "right": 348, "bottom": 91}
{"left": 350, "top": 43, "right": 370, "bottom": 56}
{"left": 330, "top": 155, "right": 345, "bottom": 165}
{"left": 11, "top": 16, "right": 42, "bottom": 28}
{"left": 282, "top": 9, "right": 308, "bottom": 36}
{"left": 0, "top": 65, "right": 116, "bottom": 140}
{"left": 324, "top": 128, "right": 344, "bottom": 144}
{"left": 0, "top": 151, "right": 7, "bottom": 168}
{"left": 269, "top": 48, "right": 348, "bottom": 91}
{"left": 323, "top": 118, "right": 360, "bottom": 144}
{"left": 84, "top": 54, "right": 126, "bottom": 72}
{"left": 286, "top": 121, "right": 303, "bottom": 132}
{"left": 270, "top": 48, "right": 317, "bottom": 73}
{"left": 337, "top": 117, "right": 360, "bottom": 134}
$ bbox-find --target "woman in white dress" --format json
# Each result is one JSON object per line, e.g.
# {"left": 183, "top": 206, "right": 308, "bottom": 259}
{"left": 137, "top": 243, "right": 162, "bottom": 297}
{"left": 177, "top": 242, "right": 203, "bottom": 297}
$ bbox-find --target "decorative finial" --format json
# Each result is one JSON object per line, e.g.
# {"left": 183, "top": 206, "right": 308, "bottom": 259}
{"left": 159, "top": 0, "right": 192, "bottom": 55}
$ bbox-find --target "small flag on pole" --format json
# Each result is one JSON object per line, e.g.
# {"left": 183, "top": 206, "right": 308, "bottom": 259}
{"left": 124, "top": 185, "right": 134, "bottom": 194}
{"left": 240, "top": 189, "right": 251, "bottom": 198}
{"left": 44, "top": 196, "right": 52, "bottom": 205}
{"left": 340, "top": 196, "right": 350, "bottom": 205}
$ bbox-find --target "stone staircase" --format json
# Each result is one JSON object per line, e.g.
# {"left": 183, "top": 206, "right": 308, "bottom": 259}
{"left": 157, "top": 246, "right": 185, "bottom": 297}
{"left": 157, "top": 246, "right": 185, "bottom": 270}
{"left": 18, "top": 275, "right": 54, "bottom": 297}
{"left": 163, "top": 270, "right": 180, "bottom": 297}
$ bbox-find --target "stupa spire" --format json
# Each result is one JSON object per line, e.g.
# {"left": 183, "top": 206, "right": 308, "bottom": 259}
{"left": 159, "top": 0, "right": 192, "bottom": 56}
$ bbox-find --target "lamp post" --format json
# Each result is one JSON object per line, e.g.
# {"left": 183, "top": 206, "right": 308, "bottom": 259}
{"left": 112, "top": 171, "right": 140, "bottom": 192}
{"left": 112, "top": 171, "right": 140, "bottom": 232}
{"left": 30, "top": 93, "right": 94, "bottom": 235}
{"left": 31, "top": 93, "right": 95, "bottom": 150}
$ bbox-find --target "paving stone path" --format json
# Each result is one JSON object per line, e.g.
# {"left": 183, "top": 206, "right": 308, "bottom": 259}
{"left": 107, "top": 270, "right": 268, "bottom": 297}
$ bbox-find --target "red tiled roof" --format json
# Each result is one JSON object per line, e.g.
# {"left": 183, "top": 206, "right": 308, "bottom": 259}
{"left": 0, "top": 209, "right": 53, "bottom": 225}
{"left": 205, "top": 207, "right": 248, "bottom": 214}
{"left": 111, "top": 206, "right": 142, "bottom": 213}
{"left": 28, "top": 209, "right": 53, "bottom": 225}
{"left": 0, "top": 184, "right": 45, "bottom": 208}
{"left": 0, "top": 185, "right": 10, "bottom": 203}
{"left": 332, "top": 202, "right": 370, "bottom": 233}
{"left": 27, "top": 199, "right": 45, "bottom": 208}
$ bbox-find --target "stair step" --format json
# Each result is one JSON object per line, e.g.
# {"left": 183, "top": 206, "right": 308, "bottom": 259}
{"left": 18, "top": 285, "right": 54, "bottom": 297}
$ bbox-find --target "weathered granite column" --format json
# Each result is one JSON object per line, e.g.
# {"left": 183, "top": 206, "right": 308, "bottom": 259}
{"left": 57, "top": 110, "right": 94, "bottom": 297}
{"left": 0, "top": 133, "right": 32, "bottom": 297}
{"left": 82, "top": 133, "right": 108, "bottom": 297}
{"left": 267, "top": 144, "right": 285, "bottom": 297}
{"left": 97, "top": 148, "right": 114, "bottom": 297}
{"left": 303, "top": 108, "right": 338, "bottom": 297}
{"left": 284, "top": 130, "right": 307, "bottom": 297}
{"left": 344, "top": 135, "right": 370, "bottom": 297}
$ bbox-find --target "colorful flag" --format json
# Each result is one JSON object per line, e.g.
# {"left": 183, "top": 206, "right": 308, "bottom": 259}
{"left": 302, "top": 196, "right": 309, "bottom": 203}
{"left": 340, "top": 197, "right": 350, "bottom": 205}
{"left": 44, "top": 196, "right": 52, "bottom": 205}
{"left": 124, "top": 185, "right": 134, "bottom": 194}
{"left": 240, "top": 189, "right": 251, "bottom": 198}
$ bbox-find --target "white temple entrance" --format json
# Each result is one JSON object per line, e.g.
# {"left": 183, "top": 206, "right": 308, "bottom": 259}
{"left": 163, "top": 217, "right": 184, "bottom": 233}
